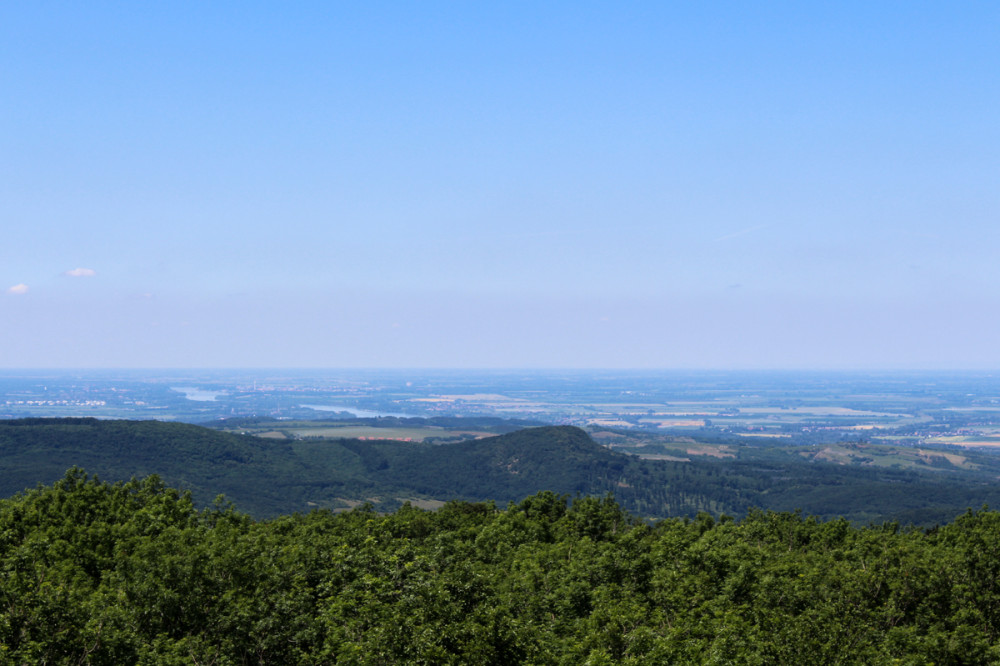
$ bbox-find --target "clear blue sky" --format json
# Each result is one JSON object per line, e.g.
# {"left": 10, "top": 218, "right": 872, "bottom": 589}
{"left": 3, "top": 2, "right": 998, "bottom": 369}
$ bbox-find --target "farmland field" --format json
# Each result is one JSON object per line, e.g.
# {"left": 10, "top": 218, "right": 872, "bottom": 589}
{"left": 219, "top": 420, "right": 496, "bottom": 442}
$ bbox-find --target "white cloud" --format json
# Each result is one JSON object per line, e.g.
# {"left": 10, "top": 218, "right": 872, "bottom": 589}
{"left": 6, "top": 284, "right": 29, "bottom": 295}
{"left": 64, "top": 267, "right": 97, "bottom": 277}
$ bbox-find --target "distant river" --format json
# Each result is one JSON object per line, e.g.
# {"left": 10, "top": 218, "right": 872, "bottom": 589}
{"left": 172, "top": 387, "right": 225, "bottom": 402}
{"left": 300, "top": 404, "right": 416, "bottom": 418}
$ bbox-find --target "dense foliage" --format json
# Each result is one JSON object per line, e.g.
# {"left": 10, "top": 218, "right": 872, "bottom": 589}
{"left": 3, "top": 471, "right": 1000, "bottom": 664}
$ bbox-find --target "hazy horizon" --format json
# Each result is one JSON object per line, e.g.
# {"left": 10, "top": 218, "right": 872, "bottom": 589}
{"left": 4, "top": 4, "right": 998, "bottom": 369}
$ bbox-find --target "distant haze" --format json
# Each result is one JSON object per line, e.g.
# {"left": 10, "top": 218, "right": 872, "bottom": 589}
{"left": 3, "top": 4, "right": 998, "bottom": 369}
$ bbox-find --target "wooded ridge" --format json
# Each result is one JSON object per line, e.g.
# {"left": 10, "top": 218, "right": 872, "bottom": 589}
{"left": 3, "top": 418, "right": 1000, "bottom": 523}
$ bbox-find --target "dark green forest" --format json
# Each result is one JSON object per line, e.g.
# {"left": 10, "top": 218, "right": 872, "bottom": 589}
{"left": 4, "top": 471, "right": 1000, "bottom": 664}
{"left": 3, "top": 418, "right": 1000, "bottom": 524}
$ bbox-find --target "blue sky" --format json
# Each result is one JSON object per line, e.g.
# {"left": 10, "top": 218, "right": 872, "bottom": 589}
{"left": 2, "top": 2, "right": 998, "bottom": 368}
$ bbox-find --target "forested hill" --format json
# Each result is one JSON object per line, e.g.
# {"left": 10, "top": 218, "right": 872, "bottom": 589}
{"left": 334, "top": 424, "right": 627, "bottom": 500}
{"left": 0, "top": 419, "right": 651, "bottom": 517}
{"left": 0, "top": 417, "right": 303, "bottom": 516}
{"left": 4, "top": 418, "right": 1000, "bottom": 523}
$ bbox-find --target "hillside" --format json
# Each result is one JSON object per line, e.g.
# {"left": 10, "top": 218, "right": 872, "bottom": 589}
{"left": 3, "top": 418, "right": 1000, "bottom": 523}
{"left": 0, "top": 419, "right": 641, "bottom": 516}
{"left": 323, "top": 425, "right": 626, "bottom": 499}
{"left": 0, "top": 417, "right": 308, "bottom": 516}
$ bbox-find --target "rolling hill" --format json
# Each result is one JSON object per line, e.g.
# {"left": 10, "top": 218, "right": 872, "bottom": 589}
{"left": 3, "top": 418, "right": 1000, "bottom": 523}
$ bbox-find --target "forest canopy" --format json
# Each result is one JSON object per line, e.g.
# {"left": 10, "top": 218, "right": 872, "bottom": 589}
{"left": 3, "top": 470, "right": 1000, "bottom": 664}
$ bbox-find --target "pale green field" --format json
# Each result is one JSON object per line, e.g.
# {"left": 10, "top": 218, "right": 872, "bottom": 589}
{"left": 797, "top": 443, "right": 980, "bottom": 471}
{"left": 737, "top": 406, "right": 906, "bottom": 417}
{"left": 256, "top": 425, "right": 495, "bottom": 442}
{"left": 926, "top": 435, "right": 1000, "bottom": 448}
{"left": 220, "top": 420, "right": 495, "bottom": 442}
{"left": 290, "top": 426, "right": 440, "bottom": 440}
